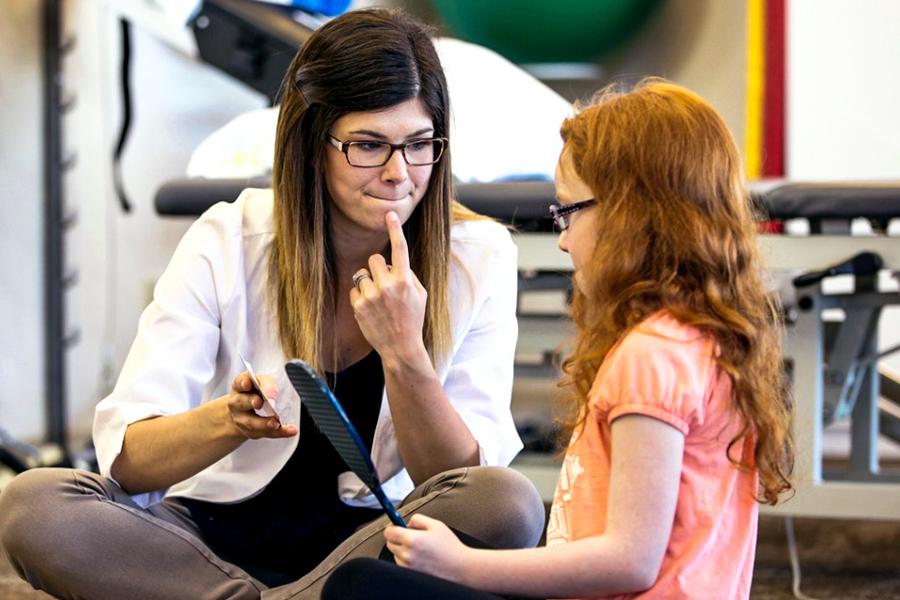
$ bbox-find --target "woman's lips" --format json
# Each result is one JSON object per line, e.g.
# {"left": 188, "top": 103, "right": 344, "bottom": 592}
{"left": 366, "top": 192, "right": 409, "bottom": 201}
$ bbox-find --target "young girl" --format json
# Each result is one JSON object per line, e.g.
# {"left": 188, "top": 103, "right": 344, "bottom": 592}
{"left": 321, "top": 79, "right": 794, "bottom": 599}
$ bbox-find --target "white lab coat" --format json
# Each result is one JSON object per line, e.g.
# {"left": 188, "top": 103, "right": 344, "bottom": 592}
{"left": 93, "top": 188, "right": 523, "bottom": 508}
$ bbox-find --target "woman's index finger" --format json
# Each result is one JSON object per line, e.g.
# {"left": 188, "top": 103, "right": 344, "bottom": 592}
{"left": 386, "top": 211, "right": 410, "bottom": 272}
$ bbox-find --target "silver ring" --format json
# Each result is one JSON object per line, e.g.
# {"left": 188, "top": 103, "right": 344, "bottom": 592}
{"left": 352, "top": 269, "right": 371, "bottom": 290}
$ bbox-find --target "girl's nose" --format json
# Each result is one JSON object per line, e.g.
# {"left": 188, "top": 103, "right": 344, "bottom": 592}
{"left": 557, "top": 229, "right": 569, "bottom": 254}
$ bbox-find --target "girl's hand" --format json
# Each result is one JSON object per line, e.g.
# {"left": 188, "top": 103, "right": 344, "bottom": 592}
{"left": 350, "top": 211, "right": 428, "bottom": 365}
{"left": 384, "top": 513, "right": 473, "bottom": 584}
{"left": 225, "top": 372, "right": 297, "bottom": 440}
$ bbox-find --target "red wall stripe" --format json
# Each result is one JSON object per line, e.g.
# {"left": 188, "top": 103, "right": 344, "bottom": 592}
{"left": 762, "top": 0, "right": 785, "bottom": 177}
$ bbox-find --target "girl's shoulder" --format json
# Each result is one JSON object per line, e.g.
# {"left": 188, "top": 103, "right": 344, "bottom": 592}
{"left": 610, "top": 311, "right": 718, "bottom": 385}
{"left": 630, "top": 310, "right": 709, "bottom": 346}
{"left": 592, "top": 311, "right": 723, "bottom": 430}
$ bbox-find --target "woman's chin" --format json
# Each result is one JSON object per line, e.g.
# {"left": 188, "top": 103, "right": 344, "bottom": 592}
{"left": 367, "top": 200, "right": 415, "bottom": 225}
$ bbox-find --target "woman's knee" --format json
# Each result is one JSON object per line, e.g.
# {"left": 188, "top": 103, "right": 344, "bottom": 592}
{"left": 0, "top": 468, "right": 77, "bottom": 560}
{"left": 410, "top": 466, "right": 545, "bottom": 549}
{"left": 462, "top": 466, "right": 546, "bottom": 548}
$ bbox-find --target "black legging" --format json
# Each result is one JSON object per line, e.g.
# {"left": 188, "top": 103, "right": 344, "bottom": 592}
{"left": 322, "top": 557, "right": 513, "bottom": 600}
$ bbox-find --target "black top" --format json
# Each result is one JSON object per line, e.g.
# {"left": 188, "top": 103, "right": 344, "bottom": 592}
{"left": 181, "top": 351, "right": 385, "bottom": 586}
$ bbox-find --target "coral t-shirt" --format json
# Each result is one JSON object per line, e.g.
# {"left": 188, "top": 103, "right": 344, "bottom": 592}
{"left": 546, "top": 311, "right": 759, "bottom": 599}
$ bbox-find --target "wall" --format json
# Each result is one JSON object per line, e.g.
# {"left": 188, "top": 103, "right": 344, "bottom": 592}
{"left": 787, "top": 0, "right": 900, "bottom": 180}
{"left": 0, "top": 1, "right": 45, "bottom": 441}
{"left": 557, "top": 0, "right": 747, "bottom": 144}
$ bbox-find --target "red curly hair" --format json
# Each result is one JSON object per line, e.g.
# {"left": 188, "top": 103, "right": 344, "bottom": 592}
{"left": 558, "top": 78, "right": 793, "bottom": 505}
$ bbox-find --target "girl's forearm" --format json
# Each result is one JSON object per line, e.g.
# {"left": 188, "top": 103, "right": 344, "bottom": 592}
{"left": 461, "top": 537, "right": 655, "bottom": 599}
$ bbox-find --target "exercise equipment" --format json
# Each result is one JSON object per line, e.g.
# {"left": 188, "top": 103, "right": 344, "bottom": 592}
{"left": 431, "top": 0, "right": 664, "bottom": 63}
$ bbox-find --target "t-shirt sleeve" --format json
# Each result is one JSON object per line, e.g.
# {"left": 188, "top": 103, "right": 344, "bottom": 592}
{"left": 590, "top": 321, "right": 716, "bottom": 434}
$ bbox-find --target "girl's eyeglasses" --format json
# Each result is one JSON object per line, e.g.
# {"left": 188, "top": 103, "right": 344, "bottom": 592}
{"left": 548, "top": 199, "right": 596, "bottom": 231}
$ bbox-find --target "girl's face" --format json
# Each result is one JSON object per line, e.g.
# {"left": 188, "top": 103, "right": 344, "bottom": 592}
{"left": 555, "top": 151, "right": 598, "bottom": 295}
{"left": 325, "top": 97, "right": 435, "bottom": 236}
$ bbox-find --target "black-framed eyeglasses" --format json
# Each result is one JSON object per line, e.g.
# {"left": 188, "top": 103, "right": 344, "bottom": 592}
{"left": 328, "top": 135, "right": 447, "bottom": 167}
{"left": 549, "top": 199, "right": 596, "bottom": 231}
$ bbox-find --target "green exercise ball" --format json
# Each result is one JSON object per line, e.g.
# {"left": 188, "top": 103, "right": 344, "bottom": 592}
{"left": 431, "top": 0, "right": 664, "bottom": 63}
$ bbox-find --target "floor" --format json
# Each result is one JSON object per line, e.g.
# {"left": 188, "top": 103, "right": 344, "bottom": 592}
{"left": 752, "top": 516, "right": 900, "bottom": 599}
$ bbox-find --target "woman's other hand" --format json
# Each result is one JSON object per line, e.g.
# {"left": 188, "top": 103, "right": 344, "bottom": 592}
{"left": 112, "top": 371, "right": 297, "bottom": 494}
{"left": 226, "top": 372, "right": 298, "bottom": 439}
{"left": 384, "top": 513, "right": 474, "bottom": 585}
{"left": 350, "top": 211, "right": 429, "bottom": 366}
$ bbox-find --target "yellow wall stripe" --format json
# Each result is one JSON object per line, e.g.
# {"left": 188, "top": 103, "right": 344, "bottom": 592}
{"left": 745, "top": 0, "right": 765, "bottom": 179}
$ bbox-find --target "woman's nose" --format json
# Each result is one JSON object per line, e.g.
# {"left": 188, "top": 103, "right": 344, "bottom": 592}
{"left": 381, "top": 148, "right": 409, "bottom": 183}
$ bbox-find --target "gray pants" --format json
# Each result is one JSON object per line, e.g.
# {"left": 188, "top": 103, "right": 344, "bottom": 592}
{"left": 0, "top": 466, "right": 544, "bottom": 600}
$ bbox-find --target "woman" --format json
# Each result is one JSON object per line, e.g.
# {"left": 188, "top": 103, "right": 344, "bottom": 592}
{"left": 322, "top": 79, "right": 794, "bottom": 599}
{"left": 0, "top": 9, "right": 543, "bottom": 599}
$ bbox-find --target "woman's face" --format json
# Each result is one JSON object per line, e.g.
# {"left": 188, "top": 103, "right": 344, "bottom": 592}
{"left": 555, "top": 150, "right": 598, "bottom": 295}
{"left": 325, "top": 97, "right": 435, "bottom": 236}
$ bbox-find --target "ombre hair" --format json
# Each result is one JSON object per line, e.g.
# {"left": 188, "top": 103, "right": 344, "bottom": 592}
{"left": 269, "top": 9, "right": 480, "bottom": 372}
{"left": 558, "top": 78, "right": 793, "bottom": 505}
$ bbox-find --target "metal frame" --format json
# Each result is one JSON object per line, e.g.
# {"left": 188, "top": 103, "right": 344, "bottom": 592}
{"left": 43, "top": 0, "right": 70, "bottom": 452}
{"left": 510, "top": 232, "right": 900, "bottom": 517}
{"left": 764, "top": 288, "right": 900, "bottom": 519}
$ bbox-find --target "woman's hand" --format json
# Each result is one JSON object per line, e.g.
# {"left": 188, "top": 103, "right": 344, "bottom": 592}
{"left": 226, "top": 372, "right": 298, "bottom": 440}
{"left": 350, "top": 211, "right": 428, "bottom": 367}
{"left": 384, "top": 513, "right": 474, "bottom": 584}
{"left": 112, "top": 371, "right": 297, "bottom": 494}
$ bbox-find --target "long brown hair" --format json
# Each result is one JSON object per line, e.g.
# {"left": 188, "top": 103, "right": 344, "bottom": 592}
{"left": 270, "top": 9, "right": 473, "bottom": 371}
{"left": 559, "top": 79, "right": 793, "bottom": 505}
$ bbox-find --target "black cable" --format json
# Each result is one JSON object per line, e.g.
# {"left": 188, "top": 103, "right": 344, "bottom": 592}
{"left": 113, "top": 18, "right": 133, "bottom": 213}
